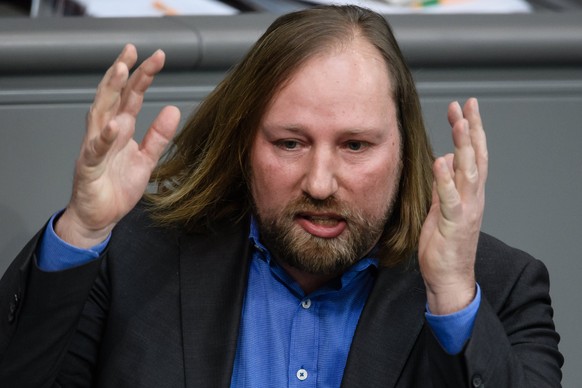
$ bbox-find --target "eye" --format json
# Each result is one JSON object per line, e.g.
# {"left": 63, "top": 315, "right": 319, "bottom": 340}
{"left": 346, "top": 141, "right": 368, "bottom": 151}
{"left": 277, "top": 140, "right": 300, "bottom": 150}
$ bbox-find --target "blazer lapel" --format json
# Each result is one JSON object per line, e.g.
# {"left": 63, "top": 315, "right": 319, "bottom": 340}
{"left": 178, "top": 222, "right": 251, "bottom": 388}
{"left": 342, "top": 261, "right": 427, "bottom": 388}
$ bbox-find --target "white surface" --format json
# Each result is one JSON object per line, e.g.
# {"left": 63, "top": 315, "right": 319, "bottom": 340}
{"left": 308, "top": 0, "right": 532, "bottom": 14}
{"left": 76, "top": 0, "right": 239, "bottom": 17}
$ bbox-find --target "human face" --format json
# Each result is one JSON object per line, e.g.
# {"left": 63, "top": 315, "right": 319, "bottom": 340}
{"left": 250, "top": 39, "right": 402, "bottom": 275}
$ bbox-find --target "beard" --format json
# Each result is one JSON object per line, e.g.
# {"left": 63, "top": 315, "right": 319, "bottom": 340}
{"left": 254, "top": 194, "right": 395, "bottom": 276}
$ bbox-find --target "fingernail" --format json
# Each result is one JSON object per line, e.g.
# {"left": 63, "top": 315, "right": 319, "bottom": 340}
{"left": 472, "top": 98, "right": 479, "bottom": 113}
{"left": 118, "top": 43, "right": 133, "bottom": 58}
{"left": 436, "top": 157, "right": 448, "bottom": 172}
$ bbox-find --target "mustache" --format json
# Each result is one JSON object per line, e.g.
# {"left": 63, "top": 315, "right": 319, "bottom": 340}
{"left": 284, "top": 194, "right": 354, "bottom": 219}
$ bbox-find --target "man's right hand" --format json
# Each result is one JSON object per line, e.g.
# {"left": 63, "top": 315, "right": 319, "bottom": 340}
{"left": 55, "top": 44, "right": 181, "bottom": 248}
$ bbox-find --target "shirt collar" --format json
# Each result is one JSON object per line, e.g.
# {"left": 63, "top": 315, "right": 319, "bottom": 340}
{"left": 249, "top": 215, "right": 266, "bottom": 253}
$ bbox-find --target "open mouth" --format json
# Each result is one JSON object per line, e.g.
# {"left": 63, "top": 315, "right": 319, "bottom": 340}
{"left": 295, "top": 213, "right": 347, "bottom": 238}
{"left": 301, "top": 213, "right": 341, "bottom": 224}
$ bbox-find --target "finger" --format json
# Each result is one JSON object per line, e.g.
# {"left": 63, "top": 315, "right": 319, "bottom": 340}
{"left": 91, "top": 44, "right": 138, "bottom": 114}
{"left": 421, "top": 179, "right": 440, "bottom": 238}
{"left": 81, "top": 119, "right": 121, "bottom": 168}
{"left": 452, "top": 118, "right": 479, "bottom": 198}
{"left": 447, "top": 100, "right": 470, "bottom": 177}
{"left": 463, "top": 98, "right": 488, "bottom": 181}
{"left": 139, "top": 105, "right": 181, "bottom": 166}
{"left": 447, "top": 100, "right": 463, "bottom": 127}
{"left": 433, "top": 156, "right": 461, "bottom": 222}
{"left": 88, "top": 44, "right": 138, "bottom": 132}
{"left": 118, "top": 49, "right": 166, "bottom": 117}
{"left": 443, "top": 153, "right": 455, "bottom": 178}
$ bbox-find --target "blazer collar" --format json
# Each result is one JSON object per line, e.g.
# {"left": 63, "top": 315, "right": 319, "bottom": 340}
{"left": 342, "top": 260, "right": 427, "bottom": 388}
{"left": 178, "top": 221, "right": 251, "bottom": 388}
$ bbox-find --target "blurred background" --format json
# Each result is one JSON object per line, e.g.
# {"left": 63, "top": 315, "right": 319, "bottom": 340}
{"left": 1, "top": 0, "right": 581, "bottom": 385}
{"left": 0, "top": 0, "right": 582, "bottom": 16}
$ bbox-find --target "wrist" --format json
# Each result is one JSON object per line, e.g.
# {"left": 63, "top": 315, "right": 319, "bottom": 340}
{"left": 55, "top": 208, "right": 113, "bottom": 249}
{"left": 425, "top": 281, "right": 476, "bottom": 315}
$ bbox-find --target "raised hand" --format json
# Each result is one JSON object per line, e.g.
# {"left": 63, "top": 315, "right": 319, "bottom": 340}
{"left": 418, "top": 98, "right": 488, "bottom": 315}
{"left": 55, "top": 44, "right": 181, "bottom": 248}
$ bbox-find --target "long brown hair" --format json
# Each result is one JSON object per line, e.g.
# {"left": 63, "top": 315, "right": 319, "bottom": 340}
{"left": 147, "top": 5, "right": 434, "bottom": 266}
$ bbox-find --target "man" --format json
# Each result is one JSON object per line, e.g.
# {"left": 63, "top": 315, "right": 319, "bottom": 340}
{"left": 0, "top": 5, "right": 562, "bottom": 387}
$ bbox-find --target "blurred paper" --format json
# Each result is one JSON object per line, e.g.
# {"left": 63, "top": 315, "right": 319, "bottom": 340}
{"left": 76, "top": 0, "right": 239, "bottom": 17}
{"left": 307, "top": 0, "right": 532, "bottom": 14}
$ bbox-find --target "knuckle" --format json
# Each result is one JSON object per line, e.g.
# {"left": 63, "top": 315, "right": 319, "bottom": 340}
{"left": 466, "top": 168, "right": 479, "bottom": 184}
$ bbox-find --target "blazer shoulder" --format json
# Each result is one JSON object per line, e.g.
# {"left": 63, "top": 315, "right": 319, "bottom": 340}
{"left": 475, "top": 232, "right": 551, "bottom": 311}
{"left": 110, "top": 202, "right": 182, "bottom": 249}
{"left": 111, "top": 201, "right": 250, "bottom": 246}
{"left": 476, "top": 232, "right": 544, "bottom": 271}
{"left": 107, "top": 202, "right": 250, "bottom": 273}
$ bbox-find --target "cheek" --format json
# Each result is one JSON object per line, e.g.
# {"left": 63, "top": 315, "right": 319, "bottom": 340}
{"left": 250, "top": 153, "right": 298, "bottom": 212}
{"left": 350, "top": 159, "right": 401, "bottom": 213}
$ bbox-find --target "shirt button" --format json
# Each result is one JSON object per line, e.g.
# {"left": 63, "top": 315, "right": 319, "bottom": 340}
{"left": 301, "top": 299, "right": 311, "bottom": 309}
{"left": 296, "top": 368, "right": 308, "bottom": 381}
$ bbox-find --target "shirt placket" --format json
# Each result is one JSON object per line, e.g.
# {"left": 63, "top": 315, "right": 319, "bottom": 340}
{"left": 288, "top": 296, "right": 319, "bottom": 388}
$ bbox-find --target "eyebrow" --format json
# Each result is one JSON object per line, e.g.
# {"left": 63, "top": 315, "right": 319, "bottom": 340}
{"left": 262, "top": 123, "right": 387, "bottom": 136}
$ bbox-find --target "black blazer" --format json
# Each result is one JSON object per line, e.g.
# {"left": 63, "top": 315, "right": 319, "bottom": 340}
{"left": 0, "top": 205, "right": 563, "bottom": 387}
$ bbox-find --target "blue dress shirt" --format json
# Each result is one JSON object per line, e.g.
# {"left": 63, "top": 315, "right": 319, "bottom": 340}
{"left": 37, "top": 213, "right": 481, "bottom": 386}
{"left": 231, "top": 219, "right": 378, "bottom": 387}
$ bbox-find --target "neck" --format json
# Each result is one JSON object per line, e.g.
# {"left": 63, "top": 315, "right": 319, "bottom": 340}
{"left": 279, "top": 261, "right": 338, "bottom": 295}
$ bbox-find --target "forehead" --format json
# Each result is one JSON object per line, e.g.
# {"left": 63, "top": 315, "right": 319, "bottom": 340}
{"left": 261, "top": 37, "right": 397, "bottom": 132}
{"left": 281, "top": 36, "right": 392, "bottom": 93}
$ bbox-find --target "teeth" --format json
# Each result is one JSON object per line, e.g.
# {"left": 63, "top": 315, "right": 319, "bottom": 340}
{"left": 305, "top": 216, "right": 339, "bottom": 225}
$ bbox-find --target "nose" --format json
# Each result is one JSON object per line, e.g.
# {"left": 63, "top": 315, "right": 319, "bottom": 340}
{"left": 301, "top": 147, "right": 339, "bottom": 200}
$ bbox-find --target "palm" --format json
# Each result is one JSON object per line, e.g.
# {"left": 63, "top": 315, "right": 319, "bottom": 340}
{"left": 74, "top": 125, "right": 147, "bottom": 228}
{"left": 57, "top": 45, "right": 180, "bottom": 247}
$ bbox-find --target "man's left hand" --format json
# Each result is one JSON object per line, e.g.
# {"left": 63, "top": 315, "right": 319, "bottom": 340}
{"left": 418, "top": 98, "right": 488, "bottom": 315}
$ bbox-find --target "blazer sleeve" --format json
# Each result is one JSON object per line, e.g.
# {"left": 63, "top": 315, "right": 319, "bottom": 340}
{"left": 426, "top": 237, "right": 563, "bottom": 387}
{"left": 0, "top": 227, "right": 103, "bottom": 388}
